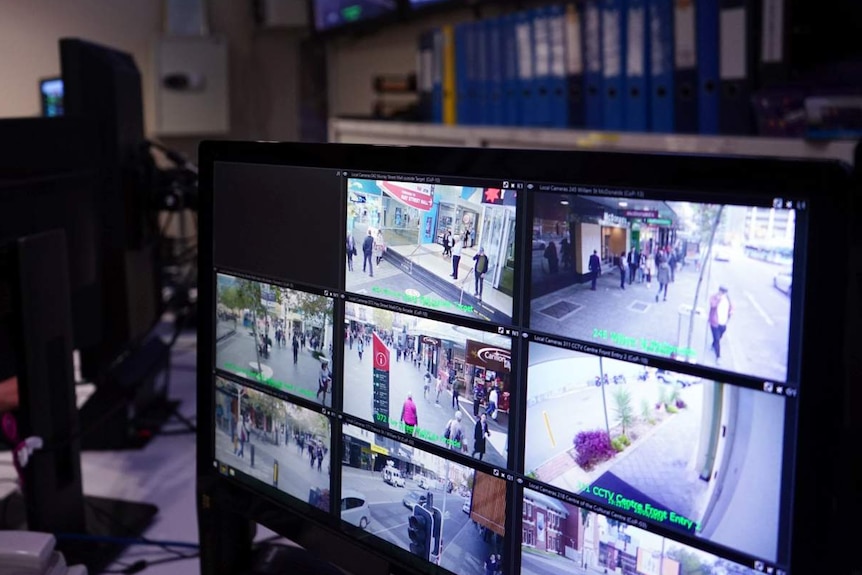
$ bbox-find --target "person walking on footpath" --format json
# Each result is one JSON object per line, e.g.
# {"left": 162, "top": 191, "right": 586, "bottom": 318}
{"left": 618, "top": 251, "right": 628, "bottom": 290}
{"left": 346, "top": 234, "right": 356, "bottom": 271}
{"left": 362, "top": 229, "right": 374, "bottom": 277}
{"left": 317, "top": 359, "right": 332, "bottom": 402}
{"left": 544, "top": 241, "right": 559, "bottom": 274}
{"left": 589, "top": 249, "right": 601, "bottom": 290}
{"left": 709, "top": 286, "right": 733, "bottom": 364}
{"left": 473, "top": 247, "right": 489, "bottom": 300}
{"left": 656, "top": 257, "right": 671, "bottom": 301}
{"left": 292, "top": 333, "right": 299, "bottom": 364}
{"left": 444, "top": 411, "right": 465, "bottom": 452}
{"left": 400, "top": 392, "right": 418, "bottom": 436}
{"left": 628, "top": 248, "right": 639, "bottom": 284}
{"left": 452, "top": 381, "right": 460, "bottom": 410}
{"left": 451, "top": 240, "right": 462, "bottom": 279}
{"left": 472, "top": 413, "right": 491, "bottom": 461}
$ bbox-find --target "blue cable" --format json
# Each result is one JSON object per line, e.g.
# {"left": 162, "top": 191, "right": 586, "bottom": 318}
{"left": 55, "top": 533, "right": 199, "bottom": 549}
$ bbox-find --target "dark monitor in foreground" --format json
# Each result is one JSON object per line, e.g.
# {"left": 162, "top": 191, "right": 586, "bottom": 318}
{"left": 197, "top": 143, "right": 851, "bottom": 575}
{"left": 39, "top": 77, "right": 64, "bottom": 117}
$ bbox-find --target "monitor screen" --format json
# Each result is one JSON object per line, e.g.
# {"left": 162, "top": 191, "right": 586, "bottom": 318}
{"left": 40, "top": 77, "right": 64, "bottom": 117}
{"left": 312, "top": 0, "right": 399, "bottom": 31}
{"left": 200, "top": 144, "right": 849, "bottom": 575}
{"left": 408, "top": 0, "right": 452, "bottom": 6}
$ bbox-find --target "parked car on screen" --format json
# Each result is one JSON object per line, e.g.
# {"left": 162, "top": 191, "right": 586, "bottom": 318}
{"left": 656, "top": 370, "right": 700, "bottom": 387}
{"left": 462, "top": 500, "right": 471, "bottom": 514}
{"left": 341, "top": 489, "right": 371, "bottom": 529}
{"left": 402, "top": 490, "right": 428, "bottom": 509}
{"left": 713, "top": 246, "right": 731, "bottom": 262}
{"left": 773, "top": 270, "right": 792, "bottom": 296}
{"left": 383, "top": 466, "right": 405, "bottom": 487}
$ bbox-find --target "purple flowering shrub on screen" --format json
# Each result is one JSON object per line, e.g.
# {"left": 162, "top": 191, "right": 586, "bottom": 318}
{"left": 573, "top": 430, "right": 616, "bottom": 470}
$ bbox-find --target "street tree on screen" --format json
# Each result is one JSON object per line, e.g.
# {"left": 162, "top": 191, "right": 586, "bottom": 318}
{"left": 236, "top": 278, "right": 265, "bottom": 377}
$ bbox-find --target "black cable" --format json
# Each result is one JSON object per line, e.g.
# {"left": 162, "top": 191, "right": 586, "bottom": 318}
{"left": 84, "top": 499, "right": 190, "bottom": 561}
{"left": 102, "top": 552, "right": 200, "bottom": 574}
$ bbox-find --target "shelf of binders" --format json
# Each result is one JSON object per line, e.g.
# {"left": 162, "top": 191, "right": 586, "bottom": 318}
{"left": 411, "top": 0, "right": 857, "bottom": 140}
{"left": 328, "top": 117, "right": 857, "bottom": 163}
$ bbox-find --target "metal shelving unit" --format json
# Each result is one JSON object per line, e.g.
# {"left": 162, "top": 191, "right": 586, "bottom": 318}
{"left": 329, "top": 119, "right": 857, "bottom": 163}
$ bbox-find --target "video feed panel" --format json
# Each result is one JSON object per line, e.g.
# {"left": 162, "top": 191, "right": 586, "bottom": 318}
{"left": 340, "top": 422, "right": 510, "bottom": 575}
{"left": 214, "top": 375, "right": 334, "bottom": 513}
{"left": 342, "top": 300, "right": 514, "bottom": 469}
{"left": 523, "top": 340, "right": 787, "bottom": 562}
{"left": 519, "top": 486, "right": 764, "bottom": 575}
{"left": 344, "top": 177, "right": 518, "bottom": 325}
{"left": 528, "top": 191, "right": 797, "bottom": 383}
{"left": 215, "top": 272, "right": 336, "bottom": 407}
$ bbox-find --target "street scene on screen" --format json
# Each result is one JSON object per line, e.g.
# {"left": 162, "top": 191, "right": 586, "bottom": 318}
{"left": 519, "top": 488, "right": 761, "bottom": 575}
{"left": 344, "top": 178, "right": 517, "bottom": 324}
{"left": 216, "top": 273, "right": 335, "bottom": 406}
{"left": 342, "top": 302, "right": 512, "bottom": 468}
{"left": 214, "top": 377, "right": 332, "bottom": 509}
{"left": 523, "top": 342, "right": 785, "bottom": 561}
{"left": 340, "top": 424, "right": 508, "bottom": 575}
{"left": 529, "top": 195, "right": 795, "bottom": 382}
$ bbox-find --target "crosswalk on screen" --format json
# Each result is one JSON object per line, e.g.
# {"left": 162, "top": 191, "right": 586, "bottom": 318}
{"left": 211, "top": 161, "right": 812, "bottom": 575}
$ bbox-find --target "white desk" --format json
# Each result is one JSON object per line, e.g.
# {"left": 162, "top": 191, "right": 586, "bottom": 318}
{"left": 0, "top": 333, "right": 202, "bottom": 574}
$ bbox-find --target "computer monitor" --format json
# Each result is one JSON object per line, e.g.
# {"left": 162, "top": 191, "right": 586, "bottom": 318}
{"left": 197, "top": 143, "right": 851, "bottom": 575}
{"left": 310, "top": 0, "right": 399, "bottom": 32}
{"left": 39, "top": 77, "right": 64, "bottom": 117}
{"left": 1, "top": 38, "right": 163, "bottom": 448}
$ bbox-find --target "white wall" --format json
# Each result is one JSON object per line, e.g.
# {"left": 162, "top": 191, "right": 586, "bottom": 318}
{"left": 0, "top": 0, "right": 162, "bottom": 133}
{"left": 0, "top": 0, "right": 305, "bottom": 152}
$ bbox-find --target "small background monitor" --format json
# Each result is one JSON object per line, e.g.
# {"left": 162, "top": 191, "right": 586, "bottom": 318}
{"left": 312, "top": 0, "right": 399, "bottom": 32}
{"left": 40, "top": 77, "right": 64, "bottom": 117}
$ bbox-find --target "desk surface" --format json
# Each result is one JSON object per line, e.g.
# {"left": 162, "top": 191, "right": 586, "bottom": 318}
{"left": 0, "top": 332, "right": 289, "bottom": 575}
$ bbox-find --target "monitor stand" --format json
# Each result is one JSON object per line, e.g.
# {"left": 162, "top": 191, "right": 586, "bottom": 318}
{"left": 0, "top": 492, "right": 158, "bottom": 574}
{"left": 0, "top": 231, "right": 158, "bottom": 574}
{"left": 244, "top": 544, "right": 350, "bottom": 575}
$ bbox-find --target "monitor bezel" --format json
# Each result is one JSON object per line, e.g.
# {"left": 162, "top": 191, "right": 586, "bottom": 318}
{"left": 197, "top": 141, "right": 850, "bottom": 575}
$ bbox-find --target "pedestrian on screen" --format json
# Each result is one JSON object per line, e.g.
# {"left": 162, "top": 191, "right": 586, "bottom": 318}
{"left": 544, "top": 241, "right": 559, "bottom": 274}
{"left": 346, "top": 234, "right": 357, "bottom": 271}
{"left": 400, "top": 392, "right": 418, "bottom": 436}
{"left": 444, "top": 411, "right": 465, "bottom": 451}
{"left": 442, "top": 230, "right": 452, "bottom": 258}
{"left": 589, "top": 250, "right": 601, "bottom": 290}
{"left": 486, "top": 386, "right": 499, "bottom": 421}
{"left": 473, "top": 413, "right": 491, "bottom": 461}
{"left": 619, "top": 251, "right": 628, "bottom": 290}
{"left": 317, "top": 360, "right": 332, "bottom": 401}
{"left": 709, "top": 286, "right": 733, "bottom": 363}
{"left": 362, "top": 229, "right": 374, "bottom": 277}
{"left": 451, "top": 240, "right": 462, "bottom": 280}
{"left": 656, "top": 258, "right": 671, "bottom": 302}
{"left": 628, "top": 249, "right": 639, "bottom": 284}
{"left": 473, "top": 248, "right": 489, "bottom": 300}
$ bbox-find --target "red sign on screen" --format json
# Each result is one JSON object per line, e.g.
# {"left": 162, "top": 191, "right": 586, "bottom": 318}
{"left": 373, "top": 332, "right": 390, "bottom": 372}
{"left": 378, "top": 182, "right": 434, "bottom": 212}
